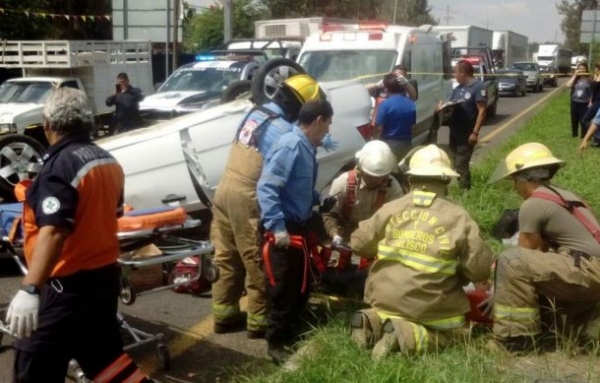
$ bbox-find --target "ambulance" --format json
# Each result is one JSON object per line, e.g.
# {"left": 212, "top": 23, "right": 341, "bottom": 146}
{"left": 297, "top": 22, "right": 453, "bottom": 145}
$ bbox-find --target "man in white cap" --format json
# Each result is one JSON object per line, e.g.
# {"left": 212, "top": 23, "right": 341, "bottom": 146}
{"left": 349, "top": 144, "right": 493, "bottom": 359}
{"left": 488, "top": 142, "right": 600, "bottom": 352}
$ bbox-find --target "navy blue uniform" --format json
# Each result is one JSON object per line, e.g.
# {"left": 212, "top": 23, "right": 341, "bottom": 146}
{"left": 106, "top": 86, "right": 145, "bottom": 133}
{"left": 448, "top": 79, "right": 487, "bottom": 189}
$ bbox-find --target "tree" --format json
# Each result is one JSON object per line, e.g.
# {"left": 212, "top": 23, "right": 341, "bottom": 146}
{"left": 257, "top": 0, "right": 436, "bottom": 24}
{"left": 0, "top": 0, "right": 54, "bottom": 39}
{"left": 184, "top": 0, "right": 267, "bottom": 52}
{"left": 557, "top": 0, "right": 599, "bottom": 53}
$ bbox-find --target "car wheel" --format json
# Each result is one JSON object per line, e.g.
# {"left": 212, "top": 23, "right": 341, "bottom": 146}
{"left": 251, "top": 58, "right": 306, "bottom": 105}
{"left": 553, "top": 79, "right": 558, "bottom": 88}
{"left": 0, "top": 135, "right": 45, "bottom": 202}
{"left": 487, "top": 99, "right": 497, "bottom": 118}
{"left": 220, "top": 80, "right": 252, "bottom": 104}
{"left": 539, "top": 82, "right": 543, "bottom": 92}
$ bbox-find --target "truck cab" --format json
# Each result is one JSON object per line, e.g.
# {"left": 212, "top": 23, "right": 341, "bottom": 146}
{"left": 298, "top": 22, "right": 454, "bottom": 146}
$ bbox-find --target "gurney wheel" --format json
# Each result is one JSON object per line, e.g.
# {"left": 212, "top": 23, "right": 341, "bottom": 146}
{"left": 203, "top": 260, "right": 220, "bottom": 283}
{"left": 157, "top": 343, "right": 171, "bottom": 370}
{"left": 119, "top": 277, "right": 137, "bottom": 306}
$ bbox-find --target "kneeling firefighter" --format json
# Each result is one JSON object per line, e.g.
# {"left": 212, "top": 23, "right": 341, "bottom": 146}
{"left": 349, "top": 144, "right": 493, "bottom": 359}
{"left": 210, "top": 73, "right": 323, "bottom": 338}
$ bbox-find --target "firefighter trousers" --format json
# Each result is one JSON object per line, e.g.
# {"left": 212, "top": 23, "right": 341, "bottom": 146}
{"left": 210, "top": 179, "right": 268, "bottom": 332}
{"left": 356, "top": 308, "right": 468, "bottom": 355}
{"left": 493, "top": 247, "right": 600, "bottom": 341}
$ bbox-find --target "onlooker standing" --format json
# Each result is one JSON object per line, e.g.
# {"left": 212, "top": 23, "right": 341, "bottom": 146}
{"left": 582, "top": 62, "right": 600, "bottom": 130}
{"left": 438, "top": 60, "right": 487, "bottom": 190}
{"left": 257, "top": 99, "right": 334, "bottom": 365}
{"left": 105, "top": 72, "right": 145, "bottom": 134}
{"left": 373, "top": 72, "right": 417, "bottom": 162}
{"left": 6, "top": 88, "right": 151, "bottom": 382}
{"left": 579, "top": 106, "right": 600, "bottom": 152}
{"left": 567, "top": 62, "right": 591, "bottom": 138}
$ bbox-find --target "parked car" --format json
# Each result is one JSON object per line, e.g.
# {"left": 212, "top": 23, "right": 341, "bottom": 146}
{"left": 497, "top": 69, "right": 527, "bottom": 97}
{"left": 512, "top": 62, "right": 544, "bottom": 92}
{"left": 139, "top": 54, "right": 262, "bottom": 122}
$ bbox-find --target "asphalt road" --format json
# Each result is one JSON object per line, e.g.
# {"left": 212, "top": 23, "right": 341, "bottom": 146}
{"left": 0, "top": 78, "right": 569, "bottom": 383}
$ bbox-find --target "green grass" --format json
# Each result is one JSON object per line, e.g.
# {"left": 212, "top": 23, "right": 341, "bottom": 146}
{"left": 233, "top": 90, "right": 600, "bottom": 382}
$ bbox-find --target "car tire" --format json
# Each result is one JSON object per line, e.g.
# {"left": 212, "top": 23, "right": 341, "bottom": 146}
{"left": 220, "top": 80, "right": 252, "bottom": 104}
{"left": 251, "top": 58, "right": 306, "bottom": 105}
{"left": 0, "top": 134, "right": 45, "bottom": 202}
{"left": 552, "top": 79, "right": 558, "bottom": 88}
{"left": 539, "top": 82, "right": 543, "bottom": 92}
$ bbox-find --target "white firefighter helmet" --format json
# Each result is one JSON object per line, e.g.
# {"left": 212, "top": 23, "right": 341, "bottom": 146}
{"left": 406, "top": 144, "right": 459, "bottom": 178}
{"left": 488, "top": 142, "right": 565, "bottom": 183}
{"left": 355, "top": 140, "right": 397, "bottom": 177}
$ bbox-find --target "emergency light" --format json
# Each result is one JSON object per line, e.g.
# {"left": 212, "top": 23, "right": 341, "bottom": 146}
{"left": 195, "top": 55, "right": 216, "bottom": 61}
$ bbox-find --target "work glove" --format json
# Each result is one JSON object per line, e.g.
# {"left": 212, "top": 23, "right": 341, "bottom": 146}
{"left": 321, "top": 134, "right": 339, "bottom": 153}
{"left": 331, "top": 235, "right": 345, "bottom": 249}
{"left": 274, "top": 230, "right": 290, "bottom": 248}
{"left": 396, "top": 75, "right": 408, "bottom": 86}
{"left": 6, "top": 290, "right": 40, "bottom": 338}
{"left": 319, "top": 196, "right": 337, "bottom": 213}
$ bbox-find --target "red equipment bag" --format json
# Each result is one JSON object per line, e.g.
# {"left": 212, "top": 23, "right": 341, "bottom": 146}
{"left": 465, "top": 289, "right": 493, "bottom": 325}
{"left": 169, "top": 256, "right": 207, "bottom": 295}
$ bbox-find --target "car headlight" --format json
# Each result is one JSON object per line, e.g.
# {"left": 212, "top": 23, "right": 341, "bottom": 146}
{"left": 0, "top": 123, "right": 17, "bottom": 134}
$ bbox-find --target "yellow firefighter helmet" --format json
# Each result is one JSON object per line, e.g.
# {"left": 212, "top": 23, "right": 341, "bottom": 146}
{"left": 488, "top": 142, "right": 565, "bottom": 183}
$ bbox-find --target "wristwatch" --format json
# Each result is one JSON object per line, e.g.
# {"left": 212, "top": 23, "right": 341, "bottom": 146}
{"left": 20, "top": 284, "right": 41, "bottom": 295}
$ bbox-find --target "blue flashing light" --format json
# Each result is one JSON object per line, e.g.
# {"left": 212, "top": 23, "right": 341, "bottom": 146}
{"left": 195, "top": 54, "right": 216, "bottom": 61}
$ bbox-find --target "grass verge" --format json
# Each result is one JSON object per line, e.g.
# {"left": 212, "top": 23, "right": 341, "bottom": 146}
{"left": 233, "top": 90, "right": 600, "bottom": 382}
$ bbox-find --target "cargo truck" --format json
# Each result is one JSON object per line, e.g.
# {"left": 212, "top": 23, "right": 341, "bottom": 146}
{"left": 432, "top": 25, "right": 494, "bottom": 49}
{"left": 492, "top": 30, "right": 528, "bottom": 69}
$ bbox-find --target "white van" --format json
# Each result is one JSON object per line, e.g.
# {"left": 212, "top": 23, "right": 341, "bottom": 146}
{"left": 297, "top": 23, "right": 453, "bottom": 145}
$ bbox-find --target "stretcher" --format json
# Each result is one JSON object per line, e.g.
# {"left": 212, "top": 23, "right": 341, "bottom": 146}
{"left": 0, "top": 204, "right": 217, "bottom": 379}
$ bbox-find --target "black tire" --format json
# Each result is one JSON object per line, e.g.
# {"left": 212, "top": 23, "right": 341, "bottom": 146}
{"left": 552, "top": 78, "right": 558, "bottom": 88}
{"left": 220, "top": 80, "right": 252, "bottom": 104}
{"left": 157, "top": 343, "right": 171, "bottom": 370}
{"left": 203, "top": 258, "right": 220, "bottom": 284}
{"left": 251, "top": 58, "right": 306, "bottom": 105}
{"left": 0, "top": 134, "right": 45, "bottom": 202}
{"left": 119, "top": 276, "right": 136, "bottom": 306}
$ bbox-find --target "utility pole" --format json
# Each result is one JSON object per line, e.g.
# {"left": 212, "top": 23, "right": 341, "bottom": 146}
{"left": 443, "top": 4, "right": 458, "bottom": 25}
{"left": 393, "top": 0, "right": 398, "bottom": 24}
{"left": 224, "top": 0, "right": 233, "bottom": 43}
{"left": 173, "top": 0, "right": 180, "bottom": 71}
{"left": 165, "top": 0, "right": 171, "bottom": 81}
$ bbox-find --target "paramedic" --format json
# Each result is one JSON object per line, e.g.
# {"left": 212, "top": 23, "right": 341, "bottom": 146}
{"left": 105, "top": 72, "right": 145, "bottom": 133}
{"left": 372, "top": 73, "right": 417, "bottom": 162}
{"left": 488, "top": 143, "right": 600, "bottom": 352}
{"left": 258, "top": 99, "right": 334, "bottom": 365}
{"left": 323, "top": 140, "right": 402, "bottom": 255}
{"left": 438, "top": 60, "right": 487, "bottom": 190}
{"left": 6, "top": 87, "right": 152, "bottom": 382}
{"left": 210, "top": 74, "right": 323, "bottom": 338}
{"left": 350, "top": 144, "right": 492, "bottom": 359}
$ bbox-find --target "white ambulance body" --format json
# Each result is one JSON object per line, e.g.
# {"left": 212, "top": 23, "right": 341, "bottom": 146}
{"left": 298, "top": 23, "right": 453, "bottom": 146}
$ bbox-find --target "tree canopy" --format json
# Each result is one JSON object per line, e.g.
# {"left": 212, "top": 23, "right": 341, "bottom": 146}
{"left": 557, "top": 0, "right": 599, "bottom": 53}
{"left": 183, "top": 0, "right": 437, "bottom": 52}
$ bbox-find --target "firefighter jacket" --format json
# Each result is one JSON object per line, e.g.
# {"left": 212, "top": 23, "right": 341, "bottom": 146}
{"left": 351, "top": 188, "right": 493, "bottom": 326}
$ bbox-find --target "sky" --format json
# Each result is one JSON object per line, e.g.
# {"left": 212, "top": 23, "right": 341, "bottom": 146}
{"left": 186, "top": 0, "right": 566, "bottom": 44}
{"left": 428, "top": 0, "right": 565, "bottom": 44}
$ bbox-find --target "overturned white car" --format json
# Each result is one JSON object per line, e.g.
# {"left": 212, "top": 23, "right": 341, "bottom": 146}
{"left": 97, "top": 59, "right": 373, "bottom": 213}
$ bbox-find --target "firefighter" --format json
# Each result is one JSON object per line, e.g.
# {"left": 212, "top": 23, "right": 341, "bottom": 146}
{"left": 258, "top": 99, "right": 335, "bottom": 365}
{"left": 210, "top": 73, "right": 323, "bottom": 338}
{"left": 6, "top": 87, "right": 151, "bottom": 382}
{"left": 488, "top": 143, "right": 600, "bottom": 352}
{"left": 349, "top": 144, "right": 493, "bottom": 359}
{"left": 323, "top": 140, "right": 402, "bottom": 263}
